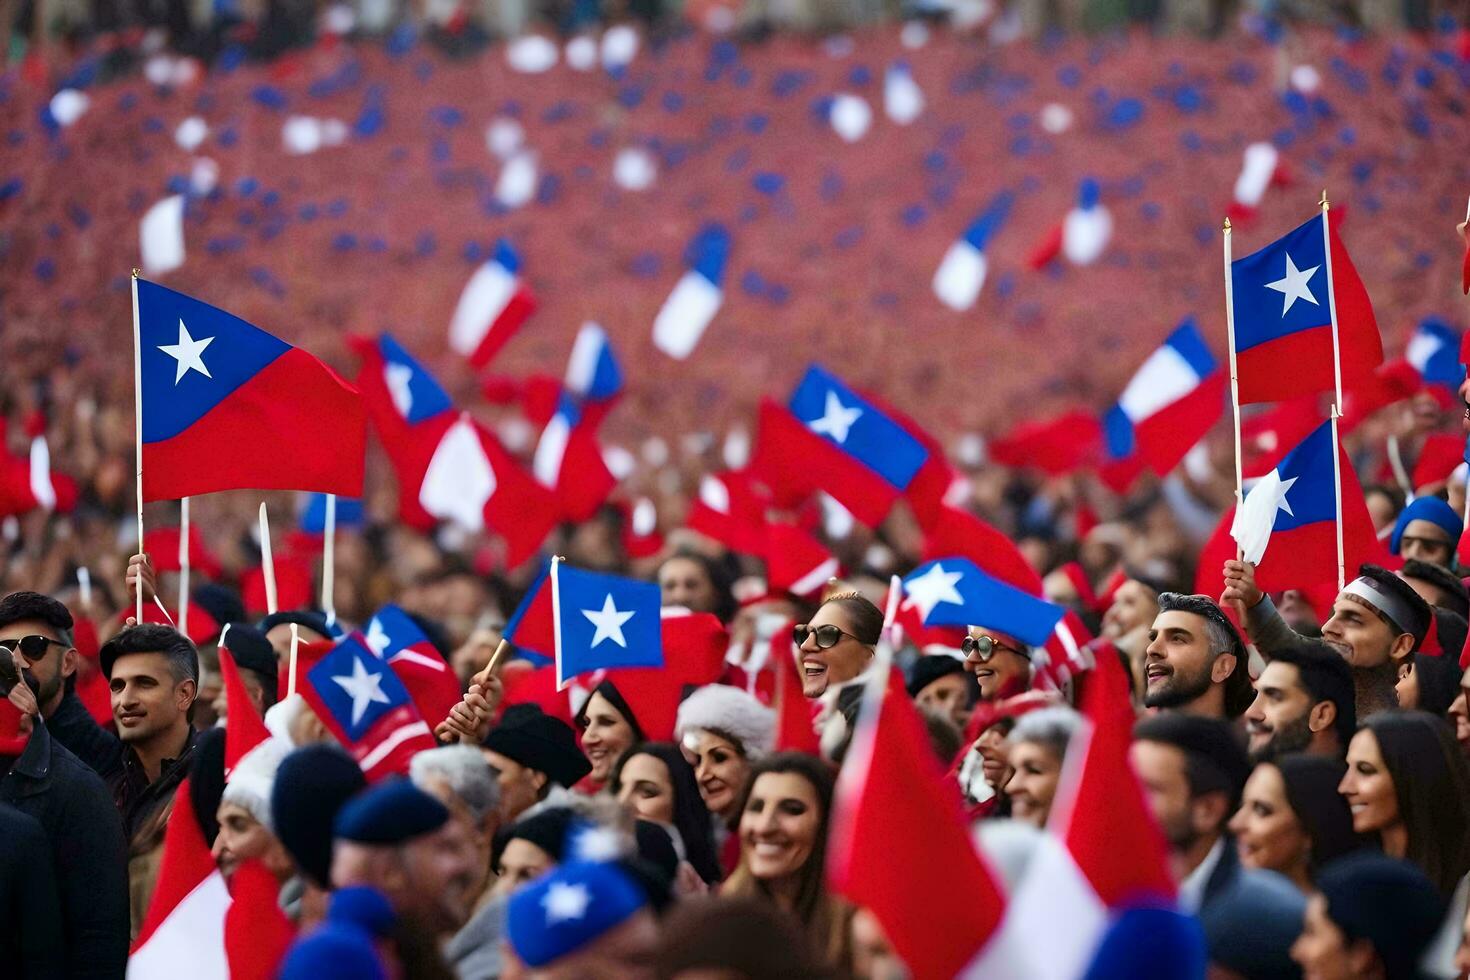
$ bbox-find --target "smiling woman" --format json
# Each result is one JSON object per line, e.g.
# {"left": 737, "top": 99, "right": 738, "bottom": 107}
{"left": 609, "top": 742, "right": 722, "bottom": 884}
{"left": 795, "top": 592, "right": 881, "bottom": 699}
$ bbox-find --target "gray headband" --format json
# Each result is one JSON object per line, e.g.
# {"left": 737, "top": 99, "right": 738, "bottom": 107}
{"left": 1342, "top": 578, "right": 1416, "bottom": 637}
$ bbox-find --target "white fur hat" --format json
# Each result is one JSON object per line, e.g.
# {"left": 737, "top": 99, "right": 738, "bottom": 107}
{"left": 675, "top": 684, "right": 775, "bottom": 761}
{"left": 220, "top": 737, "right": 292, "bottom": 832}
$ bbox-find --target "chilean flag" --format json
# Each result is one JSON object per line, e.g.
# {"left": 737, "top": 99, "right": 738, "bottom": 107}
{"left": 299, "top": 633, "right": 437, "bottom": 781}
{"left": 1026, "top": 178, "right": 1113, "bottom": 269}
{"left": 1405, "top": 317, "right": 1464, "bottom": 396}
{"left": 1230, "top": 210, "right": 1382, "bottom": 405}
{"left": 1101, "top": 319, "right": 1224, "bottom": 492}
{"left": 137, "top": 279, "right": 366, "bottom": 502}
{"left": 532, "top": 391, "right": 617, "bottom": 523}
{"left": 1231, "top": 420, "right": 1381, "bottom": 589}
{"left": 448, "top": 239, "right": 537, "bottom": 369}
{"left": 1227, "top": 142, "right": 1289, "bottom": 224}
{"left": 901, "top": 558, "right": 1064, "bottom": 646}
{"left": 564, "top": 321, "right": 624, "bottom": 408}
{"left": 652, "top": 223, "right": 730, "bottom": 360}
{"left": 363, "top": 605, "right": 463, "bottom": 732}
{"left": 686, "top": 470, "right": 770, "bottom": 554}
{"left": 932, "top": 192, "right": 1012, "bottom": 312}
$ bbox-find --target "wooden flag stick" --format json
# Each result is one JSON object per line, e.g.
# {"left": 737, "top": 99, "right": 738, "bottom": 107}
{"left": 287, "top": 623, "right": 300, "bottom": 698}
{"left": 259, "top": 502, "right": 278, "bottom": 615}
{"left": 178, "top": 497, "right": 190, "bottom": 640}
{"left": 131, "top": 270, "right": 145, "bottom": 624}
{"left": 1320, "top": 189, "right": 1347, "bottom": 590}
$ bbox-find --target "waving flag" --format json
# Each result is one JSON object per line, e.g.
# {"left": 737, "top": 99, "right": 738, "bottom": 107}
{"left": 1101, "top": 319, "right": 1224, "bottom": 492}
{"left": 223, "top": 860, "right": 294, "bottom": 980}
{"left": 1026, "top": 178, "right": 1112, "bottom": 269}
{"left": 989, "top": 410, "right": 1104, "bottom": 476}
{"left": 686, "top": 470, "right": 770, "bottom": 554}
{"left": 1405, "top": 317, "right": 1464, "bottom": 395}
{"left": 1227, "top": 142, "right": 1288, "bottom": 224}
{"left": 552, "top": 563, "right": 663, "bottom": 689}
{"left": 299, "top": 493, "right": 364, "bottom": 535}
{"left": 828, "top": 670, "right": 1006, "bottom": 979}
{"left": 218, "top": 637, "right": 270, "bottom": 776}
{"left": 1231, "top": 420, "right": 1380, "bottom": 589}
{"left": 363, "top": 605, "right": 462, "bottom": 730}
{"left": 533, "top": 392, "right": 617, "bottom": 522}
{"left": 933, "top": 192, "right": 1013, "bottom": 312}
{"left": 137, "top": 279, "right": 366, "bottom": 502}
{"left": 921, "top": 505, "right": 1045, "bottom": 596}
{"left": 1230, "top": 209, "right": 1382, "bottom": 404}
{"left": 901, "top": 558, "right": 1064, "bottom": 646}
{"left": 622, "top": 498, "right": 664, "bottom": 559}
{"left": 564, "top": 321, "right": 624, "bottom": 408}
{"left": 652, "top": 223, "right": 729, "bottom": 360}
{"left": 764, "top": 521, "right": 840, "bottom": 599}
{"left": 448, "top": 239, "right": 537, "bottom": 368}
{"left": 299, "top": 634, "right": 437, "bottom": 781}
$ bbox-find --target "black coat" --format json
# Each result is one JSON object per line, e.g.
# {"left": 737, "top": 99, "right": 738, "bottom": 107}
{"left": 0, "top": 802, "right": 65, "bottom": 979}
{"left": 0, "top": 721, "right": 130, "bottom": 979}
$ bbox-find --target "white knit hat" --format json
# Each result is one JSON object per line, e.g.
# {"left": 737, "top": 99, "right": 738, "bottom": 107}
{"left": 675, "top": 684, "right": 775, "bottom": 761}
{"left": 220, "top": 737, "right": 292, "bottom": 832}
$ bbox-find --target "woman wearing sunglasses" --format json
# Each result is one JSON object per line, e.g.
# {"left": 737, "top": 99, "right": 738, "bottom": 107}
{"left": 792, "top": 592, "right": 882, "bottom": 699}
{"left": 961, "top": 627, "right": 1036, "bottom": 702}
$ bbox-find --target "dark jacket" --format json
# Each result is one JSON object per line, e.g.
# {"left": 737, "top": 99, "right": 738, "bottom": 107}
{"left": 0, "top": 721, "right": 130, "bottom": 979}
{"left": 48, "top": 689, "right": 197, "bottom": 839}
{"left": 0, "top": 802, "right": 65, "bottom": 979}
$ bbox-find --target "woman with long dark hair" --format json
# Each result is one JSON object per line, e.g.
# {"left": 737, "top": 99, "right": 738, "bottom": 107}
{"left": 722, "top": 752, "right": 852, "bottom": 972}
{"left": 1339, "top": 711, "right": 1470, "bottom": 898}
{"left": 609, "top": 742, "right": 723, "bottom": 884}
{"left": 1229, "top": 754, "right": 1362, "bottom": 892}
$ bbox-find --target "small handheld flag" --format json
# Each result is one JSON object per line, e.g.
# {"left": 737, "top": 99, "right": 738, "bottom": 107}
{"left": 652, "top": 224, "right": 729, "bottom": 360}
{"left": 933, "top": 192, "right": 1012, "bottom": 312}
{"left": 901, "top": 558, "right": 1064, "bottom": 646}
{"left": 551, "top": 561, "right": 663, "bottom": 690}
{"left": 448, "top": 239, "right": 537, "bottom": 369}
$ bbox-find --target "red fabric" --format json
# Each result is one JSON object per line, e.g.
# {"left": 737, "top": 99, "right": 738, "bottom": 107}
{"left": 389, "top": 651, "right": 468, "bottom": 733}
{"left": 620, "top": 499, "right": 665, "bottom": 560}
{"left": 77, "top": 665, "right": 113, "bottom": 727}
{"left": 685, "top": 471, "right": 770, "bottom": 554}
{"left": 219, "top": 644, "right": 270, "bottom": 776}
{"left": 763, "top": 521, "right": 840, "bottom": 599}
{"left": 748, "top": 399, "right": 897, "bottom": 528}
{"left": 1234, "top": 215, "right": 1383, "bottom": 405}
{"left": 132, "top": 777, "right": 217, "bottom": 951}
{"left": 603, "top": 667, "right": 683, "bottom": 742}
{"left": 548, "top": 420, "right": 616, "bottom": 523}
{"left": 500, "top": 664, "right": 573, "bottom": 727}
{"left": 465, "top": 285, "right": 537, "bottom": 369}
{"left": 1057, "top": 562, "right": 1097, "bottom": 611}
{"left": 118, "top": 601, "right": 220, "bottom": 647}
{"left": 922, "top": 505, "right": 1045, "bottom": 596}
{"left": 661, "top": 611, "right": 729, "bottom": 687}
{"left": 276, "top": 640, "right": 333, "bottom": 702}
{"left": 241, "top": 556, "right": 314, "bottom": 617}
{"left": 142, "top": 348, "right": 366, "bottom": 502}
{"left": 1127, "top": 373, "right": 1225, "bottom": 479}
{"left": 1025, "top": 222, "right": 1065, "bottom": 270}
{"left": 1242, "top": 397, "right": 1326, "bottom": 478}
{"left": 827, "top": 669, "right": 1006, "bottom": 978}
{"left": 1051, "top": 640, "right": 1175, "bottom": 906}
{"left": 299, "top": 656, "right": 436, "bottom": 782}
{"left": 0, "top": 700, "right": 28, "bottom": 756}
{"left": 144, "top": 525, "right": 224, "bottom": 580}
{"left": 1412, "top": 433, "right": 1465, "bottom": 490}
{"left": 772, "top": 625, "right": 821, "bottom": 755}
{"left": 224, "top": 859, "right": 294, "bottom": 980}
{"left": 989, "top": 411, "right": 1104, "bottom": 475}
{"left": 1340, "top": 360, "right": 1420, "bottom": 436}
{"left": 1462, "top": 229, "right": 1470, "bottom": 296}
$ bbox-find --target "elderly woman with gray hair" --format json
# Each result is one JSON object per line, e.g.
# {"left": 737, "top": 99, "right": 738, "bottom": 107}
{"left": 1004, "top": 706, "right": 1083, "bottom": 829}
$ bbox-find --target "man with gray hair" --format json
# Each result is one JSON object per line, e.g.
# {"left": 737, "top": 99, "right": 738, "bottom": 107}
{"left": 1145, "top": 594, "right": 1255, "bottom": 720}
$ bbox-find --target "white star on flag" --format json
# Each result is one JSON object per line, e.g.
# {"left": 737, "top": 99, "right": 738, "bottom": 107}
{"left": 582, "top": 594, "right": 635, "bottom": 648}
{"left": 158, "top": 319, "right": 215, "bottom": 384}
{"left": 808, "top": 390, "right": 862, "bottom": 444}
{"left": 1231, "top": 469, "right": 1298, "bottom": 565}
{"left": 1264, "top": 254, "right": 1320, "bottom": 316}
{"left": 543, "top": 881, "right": 592, "bottom": 924}
{"left": 364, "top": 618, "right": 390, "bottom": 656}
{"left": 903, "top": 562, "right": 965, "bottom": 620}
{"left": 385, "top": 362, "right": 415, "bottom": 418}
{"left": 331, "top": 655, "right": 392, "bottom": 726}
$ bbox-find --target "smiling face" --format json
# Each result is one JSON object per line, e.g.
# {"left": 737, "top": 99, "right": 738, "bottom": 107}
{"left": 739, "top": 771, "right": 821, "bottom": 883}
{"left": 1143, "top": 610, "right": 1218, "bottom": 711}
{"left": 684, "top": 731, "right": 750, "bottom": 820}
{"left": 1321, "top": 594, "right": 1400, "bottom": 669}
{"left": 615, "top": 752, "right": 676, "bottom": 825}
{"left": 580, "top": 692, "right": 637, "bottom": 784}
{"left": 976, "top": 724, "right": 1014, "bottom": 789}
{"left": 1244, "top": 661, "right": 1317, "bottom": 763}
{"left": 109, "top": 652, "right": 194, "bottom": 746}
{"left": 1228, "top": 764, "right": 1310, "bottom": 881}
{"left": 797, "top": 604, "right": 873, "bottom": 698}
{"left": 1004, "top": 740, "right": 1063, "bottom": 828}
{"left": 963, "top": 627, "right": 1030, "bottom": 701}
{"left": 1339, "top": 729, "right": 1401, "bottom": 837}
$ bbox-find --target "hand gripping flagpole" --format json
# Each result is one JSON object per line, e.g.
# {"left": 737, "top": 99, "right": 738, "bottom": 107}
{"left": 131, "top": 270, "right": 145, "bottom": 623}
{"left": 1222, "top": 218, "right": 1245, "bottom": 564}
{"left": 322, "top": 494, "right": 337, "bottom": 628}
{"left": 1320, "top": 190, "right": 1347, "bottom": 590}
{"left": 258, "top": 502, "right": 278, "bottom": 615}
{"left": 178, "top": 497, "right": 190, "bottom": 639}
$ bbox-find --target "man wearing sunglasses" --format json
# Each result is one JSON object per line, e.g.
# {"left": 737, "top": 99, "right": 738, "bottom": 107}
{"left": 0, "top": 590, "right": 130, "bottom": 977}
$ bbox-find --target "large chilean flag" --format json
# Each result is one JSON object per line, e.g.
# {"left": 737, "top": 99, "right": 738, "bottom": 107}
{"left": 138, "top": 279, "right": 365, "bottom": 502}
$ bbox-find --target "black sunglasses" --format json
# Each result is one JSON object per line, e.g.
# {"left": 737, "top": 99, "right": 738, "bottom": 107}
{"left": 961, "top": 634, "right": 1026, "bottom": 662}
{"left": 793, "top": 623, "right": 861, "bottom": 650}
{"left": 0, "top": 635, "right": 66, "bottom": 664}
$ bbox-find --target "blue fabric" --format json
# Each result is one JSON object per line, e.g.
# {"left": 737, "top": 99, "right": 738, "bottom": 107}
{"left": 902, "top": 557, "right": 1065, "bottom": 646}
{"left": 376, "top": 333, "right": 453, "bottom": 424}
{"left": 1230, "top": 213, "right": 1330, "bottom": 354}
{"left": 507, "top": 861, "right": 648, "bottom": 968}
{"left": 788, "top": 364, "right": 930, "bottom": 491}
{"left": 308, "top": 635, "right": 419, "bottom": 742}
{"left": 1082, "top": 905, "right": 1206, "bottom": 980}
{"left": 554, "top": 565, "right": 663, "bottom": 684}
{"left": 1255, "top": 421, "right": 1338, "bottom": 532}
{"left": 334, "top": 778, "right": 448, "bottom": 844}
{"left": 1390, "top": 495, "right": 1461, "bottom": 554}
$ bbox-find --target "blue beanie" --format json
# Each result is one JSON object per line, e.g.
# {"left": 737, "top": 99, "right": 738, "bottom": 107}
{"left": 278, "top": 887, "right": 395, "bottom": 980}
{"left": 1199, "top": 869, "right": 1304, "bottom": 980}
{"left": 507, "top": 861, "right": 649, "bottom": 967}
{"left": 334, "top": 778, "right": 448, "bottom": 845}
{"left": 1390, "top": 496, "right": 1461, "bottom": 555}
{"left": 270, "top": 744, "right": 366, "bottom": 888}
{"left": 1318, "top": 853, "right": 1445, "bottom": 980}
{"left": 1082, "top": 904, "right": 1207, "bottom": 980}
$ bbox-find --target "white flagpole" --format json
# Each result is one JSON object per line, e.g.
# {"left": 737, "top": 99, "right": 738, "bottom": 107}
{"left": 322, "top": 493, "right": 337, "bottom": 628}
{"left": 258, "top": 502, "right": 278, "bottom": 615}
{"left": 1223, "top": 218, "right": 1245, "bottom": 564}
{"left": 287, "top": 623, "right": 300, "bottom": 698}
{"left": 131, "top": 270, "right": 145, "bottom": 624}
{"left": 1320, "top": 190, "right": 1346, "bottom": 590}
{"left": 551, "top": 555, "right": 566, "bottom": 691}
{"left": 178, "top": 497, "right": 190, "bottom": 639}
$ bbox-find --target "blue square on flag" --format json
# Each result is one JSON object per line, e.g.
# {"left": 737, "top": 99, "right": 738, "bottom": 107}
{"left": 1230, "top": 215, "right": 1329, "bottom": 352}
{"left": 300, "top": 493, "right": 364, "bottom": 534}
{"left": 902, "top": 557, "right": 1064, "bottom": 646}
{"left": 364, "top": 604, "right": 432, "bottom": 660}
{"left": 377, "top": 333, "right": 454, "bottom": 424}
{"left": 554, "top": 564, "right": 663, "bottom": 687}
{"left": 307, "top": 635, "right": 416, "bottom": 741}
{"left": 789, "top": 365, "right": 929, "bottom": 491}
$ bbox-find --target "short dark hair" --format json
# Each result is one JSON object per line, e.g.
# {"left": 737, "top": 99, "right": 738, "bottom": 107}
{"left": 0, "top": 591, "right": 74, "bottom": 645}
{"left": 1155, "top": 593, "right": 1255, "bottom": 718}
{"left": 1355, "top": 564, "right": 1432, "bottom": 646}
{"left": 1266, "top": 641, "right": 1356, "bottom": 750}
{"left": 1134, "top": 713, "right": 1251, "bottom": 816}
{"left": 99, "top": 624, "right": 199, "bottom": 685}
{"left": 1399, "top": 560, "right": 1470, "bottom": 619}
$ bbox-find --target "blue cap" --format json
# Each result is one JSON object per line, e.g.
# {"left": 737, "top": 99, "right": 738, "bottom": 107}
{"left": 1390, "top": 495, "right": 1461, "bottom": 555}
{"left": 333, "top": 779, "right": 448, "bottom": 845}
{"left": 1081, "top": 904, "right": 1206, "bottom": 980}
{"left": 507, "top": 861, "right": 649, "bottom": 967}
{"left": 278, "top": 888, "right": 395, "bottom": 980}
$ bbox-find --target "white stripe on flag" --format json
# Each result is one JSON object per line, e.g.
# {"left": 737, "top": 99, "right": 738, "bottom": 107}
{"left": 359, "top": 721, "right": 432, "bottom": 773}
{"left": 789, "top": 558, "right": 841, "bottom": 598}
{"left": 1117, "top": 344, "right": 1199, "bottom": 423}
{"left": 533, "top": 413, "right": 572, "bottom": 488}
{"left": 389, "top": 650, "right": 450, "bottom": 672}
{"left": 652, "top": 273, "right": 721, "bottom": 360}
{"left": 420, "top": 415, "right": 495, "bottom": 531}
{"left": 126, "top": 870, "right": 230, "bottom": 980}
{"left": 448, "top": 261, "right": 518, "bottom": 356}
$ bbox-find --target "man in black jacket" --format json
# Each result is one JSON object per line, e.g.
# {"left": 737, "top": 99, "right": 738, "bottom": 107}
{"left": 0, "top": 801, "right": 66, "bottom": 978}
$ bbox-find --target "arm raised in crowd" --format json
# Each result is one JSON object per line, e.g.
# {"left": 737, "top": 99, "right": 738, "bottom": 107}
{"left": 1222, "top": 559, "right": 1309, "bottom": 656}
